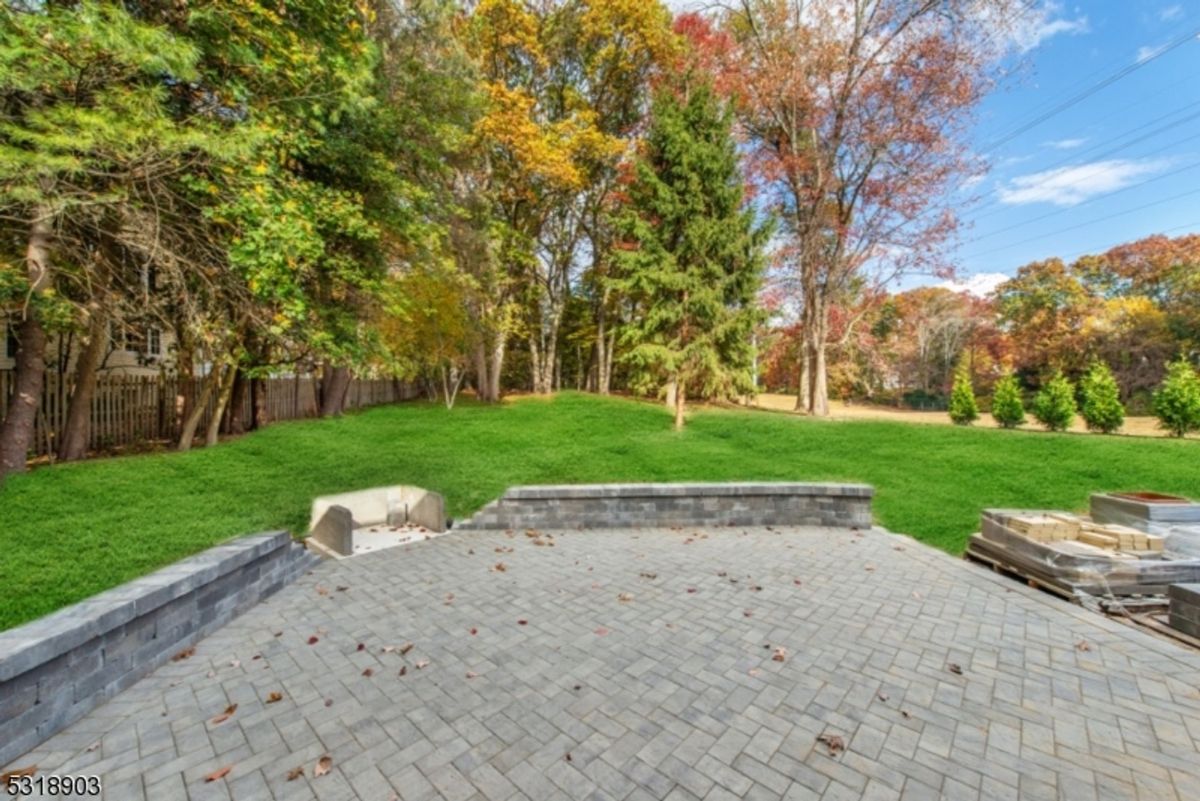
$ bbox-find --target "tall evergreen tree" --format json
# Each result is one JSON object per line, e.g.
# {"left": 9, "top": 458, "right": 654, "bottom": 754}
{"left": 612, "top": 81, "right": 770, "bottom": 430}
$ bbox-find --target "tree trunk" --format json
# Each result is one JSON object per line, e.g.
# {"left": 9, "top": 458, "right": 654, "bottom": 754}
{"left": 57, "top": 307, "right": 109, "bottom": 461}
{"left": 488, "top": 337, "right": 505, "bottom": 402}
{"left": 795, "top": 346, "right": 810, "bottom": 412}
{"left": 319, "top": 363, "right": 352, "bottom": 417}
{"left": 665, "top": 379, "right": 677, "bottom": 410}
{"left": 225, "top": 368, "right": 249, "bottom": 435}
{"left": 472, "top": 339, "right": 491, "bottom": 402}
{"left": 205, "top": 363, "right": 237, "bottom": 446}
{"left": 0, "top": 213, "right": 54, "bottom": 477}
{"left": 178, "top": 367, "right": 218, "bottom": 451}
{"left": 251, "top": 377, "right": 270, "bottom": 429}
{"left": 673, "top": 377, "right": 686, "bottom": 431}
{"left": 595, "top": 301, "right": 609, "bottom": 395}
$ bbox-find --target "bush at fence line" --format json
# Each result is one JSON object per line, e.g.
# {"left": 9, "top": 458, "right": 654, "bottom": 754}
{"left": 1153, "top": 358, "right": 1200, "bottom": 437}
{"left": 991, "top": 374, "right": 1026, "bottom": 429}
{"left": 1032, "top": 372, "right": 1076, "bottom": 432}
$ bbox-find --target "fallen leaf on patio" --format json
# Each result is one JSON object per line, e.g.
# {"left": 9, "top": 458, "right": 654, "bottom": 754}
{"left": 273, "top": 631, "right": 283, "bottom": 637}
{"left": 266, "top": 692, "right": 283, "bottom": 704}
{"left": 466, "top": 671, "right": 479, "bottom": 679}
{"left": 362, "top": 668, "right": 374, "bottom": 677}
{"left": 1, "top": 766, "right": 36, "bottom": 782}
{"left": 307, "top": 636, "right": 319, "bottom": 645}
{"left": 206, "top": 670, "right": 216, "bottom": 678}
{"left": 793, "top": 579, "right": 802, "bottom": 586}
{"left": 893, "top": 545, "right": 905, "bottom": 551}
{"left": 415, "top": 660, "right": 430, "bottom": 669}
{"left": 336, "top": 586, "right": 349, "bottom": 592}
{"left": 324, "top": 699, "right": 333, "bottom": 707}
{"left": 686, "top": 588, "right": 697, "bottom": 594}
{"left": 772, "top": 647, "right": 787, "bottom": 663}
{"left": 229, "top": 659, "right": 241, "bottom": 668}
{"left": 1076, "top": 640, "right": 1091, "bottom": 652}
{"left": 912, "top": 591, "right": 922, "bottom": 600}
{"left": 252, "top": 654, "right": 262, "bottom": 661}
{"left": 565, "top": 753, "right": 572, "bottom": 762}
{"left": 286, "top": 766, "right": 304, "bottom": 781}
{"left": 467, "top": 549, "right": 475, "bottom": 555}
{"left": 876, "top": 691, "right": 889, "bottom": 702}
{"left": 816, "top": 733, "right": 845, "bottom": 757}
{"left": 204, "top": 766, "right": 232, "bottom": 783}
{"left": 717, "top": 571, "right": 727, "bottom": 577}
{"left": 901, "top": 710, "right": 911, "bottom": 719}
{"left": 356, "top": 643, "right": 365, "bottom": 652}
{"left": 399, "top": 642, "right": 414, "bottom": 655}
{"left": 594, "top": 626, "right": 610, "bottom": 636}
{"left": 316, "top": 587, "right": 330, "bottom": 596}
{"left": 469, "top": 627, "right": 478, "bottom": 635}
{"left": 86, "top": 743, "right": 100, "bottom": 752}
{"left": 491, "top": 563, "right": 507, "bottom": 572}
{"left": 211, "top": 704, "right": 238, "bottom": 725}
{"left": 573, "top": 684, "right": 582, "bottom": 690}
{"left": 743, "top": 610, "right": 753, "bottom": 618}
{"left": 748, "top": 668, "right": 761, "bottom": 677}
{"left": 171, "top": 647, "right": 196, "bottom": 662}
{"left": 750, "top": 585, "right": 763, "bottom": 592}
{"left": 639, "top": 571, "right": 657, "bottom": 579}
{"left": 618, "top": 593, "right": 634, "bottom": 602}
{"left": 314, "top": 755, "right": 332, "bottom": 778}
{"left": 444, "top": 593, "right": 456, "bottom": 604}
{"left": 865, "top": 564, "right": 876, "bottom": 572}
{"left": 525, "top": 529, "right": 539, "bottom": 538}
{"left": 517, "top": 619, "right": 528, "bottom": 625}
{"left": 398, "top": 666, "right": 407, "bottom": 677}
{"left": 947, "top": 663, "right": 963, "bottom": 675}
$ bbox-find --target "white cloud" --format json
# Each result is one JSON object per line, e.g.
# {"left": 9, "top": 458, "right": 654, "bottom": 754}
{"left": 1161, "top": 5, "right": 1184, "bottom": 22}
{"left": 1043, "top": 137, "right": 1087, "bottom": 150}
{"left": 1009, "top": 3, "right": 1090, "bottom": 53}
{"left": 1136, "top": 42, "right": 1170, "bottom": 63}
{"left": 938, "top": 272, "right": 1009, "bottom": 297}
{"left": 997, "top": 159, "right": 1169, "bottom": 206}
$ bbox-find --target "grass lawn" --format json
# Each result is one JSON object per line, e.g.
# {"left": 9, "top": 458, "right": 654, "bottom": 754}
{"left": 2, "top": 391, "right": 1198, "bottom": 630}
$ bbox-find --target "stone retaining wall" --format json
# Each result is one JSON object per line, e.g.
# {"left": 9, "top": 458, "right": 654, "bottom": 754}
{"left": 1169, "top": 583, "right": 1200, "bottom": 639}
{"left": 455, "top": 482, "right": 874, "bottom": 531}
{"left": 0, "top": 532, "right": 318, "bottom": 766}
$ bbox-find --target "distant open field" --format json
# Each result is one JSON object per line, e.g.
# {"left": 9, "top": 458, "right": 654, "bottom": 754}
{"left": 752, "top": 393, "right": 1193, "bottom": 439}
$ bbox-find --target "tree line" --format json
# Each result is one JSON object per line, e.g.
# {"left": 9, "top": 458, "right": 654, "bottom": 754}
{"left": 760, "top": 232, "right": 1200, "bottom": 435}
{"left": 0, "top": 0, "right": 1037, "bottom": 480}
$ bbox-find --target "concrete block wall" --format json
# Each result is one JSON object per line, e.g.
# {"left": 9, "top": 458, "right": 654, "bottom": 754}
{"left": 1169, "top": 583, "right": 1200, "bottom": 639}
{"left": 455, "top": 482, "right": 874, "bottom": 531}
{"left": 0, "top": 532, "right": 318, "bottom": 766}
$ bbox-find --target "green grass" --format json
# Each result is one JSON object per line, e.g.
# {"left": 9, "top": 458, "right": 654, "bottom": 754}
{"left": 2, "top": 391, "right": 1198, "bottom": 630}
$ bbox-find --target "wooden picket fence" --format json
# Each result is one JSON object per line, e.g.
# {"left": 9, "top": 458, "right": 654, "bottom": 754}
{"left": 0, "top": 370, "right": 416, "bottom": 460}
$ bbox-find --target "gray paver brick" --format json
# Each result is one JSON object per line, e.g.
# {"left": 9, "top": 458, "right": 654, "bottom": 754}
{"left": 5, "top": 525, "right": 1200, "bottom": 801}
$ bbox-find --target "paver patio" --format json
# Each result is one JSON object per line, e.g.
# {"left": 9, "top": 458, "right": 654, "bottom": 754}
{"left": 8, "top": 525, "right": 1200, "bottom": 801}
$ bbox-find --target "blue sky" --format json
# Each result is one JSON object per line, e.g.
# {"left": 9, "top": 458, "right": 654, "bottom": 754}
{"left": 936, "top": 1, "right": 1200, "bottom": 294}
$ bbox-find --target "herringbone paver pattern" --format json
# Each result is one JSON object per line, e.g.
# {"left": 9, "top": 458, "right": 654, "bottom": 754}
{"left": 8, "top": 526, "right": 1200, "bottom": 801}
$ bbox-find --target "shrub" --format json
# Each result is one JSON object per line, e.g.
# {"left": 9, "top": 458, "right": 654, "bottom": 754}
{"left": 991, "top": 374, "right": 1026, "bottom": 428}
{"left": 1153, "top": 358, "right": 1200, "bottom": 437}
{"left": 1079, "top": 360, "right": 1125, "bottom": 434}
{"left": 1032, "top": 372, "right": 1076, "bottom": 432}
{"left": 948, "top": 360, "right": 979, "bottom": 425}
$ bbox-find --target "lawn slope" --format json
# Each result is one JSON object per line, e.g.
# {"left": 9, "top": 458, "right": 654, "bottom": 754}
{"left": 1, "top": 392, "right": 1196, "bottom": 629}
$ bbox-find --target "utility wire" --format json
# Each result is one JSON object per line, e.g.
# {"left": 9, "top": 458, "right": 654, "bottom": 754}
{"left": 980, "top": 21, "right": 1200, "bottom": 154}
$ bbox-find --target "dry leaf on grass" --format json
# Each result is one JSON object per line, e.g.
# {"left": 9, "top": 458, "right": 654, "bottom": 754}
{"left": 314, "top": 755, "right": 332, "bottom": 778}
{"left": 266, "top": 692, "right": 283, "bottom": 704}
{"left": 204, "top": 766, "right": 232, "bottom": 783}
{"left": 210, "top": 704, "right": 238, "bottom": 725}
{"left": 816, "top": 733, "right": 845, "bottom": 757}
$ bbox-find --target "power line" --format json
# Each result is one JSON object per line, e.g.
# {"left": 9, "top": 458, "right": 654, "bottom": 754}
{"left": 965, "top": 158, "right": 1200, "bottom": 245}
{"left": 962, "top": 184, "right": 1200, "bottom": 262}
{"left": 980, "top": 22, "right": 1200, "bottom": 154}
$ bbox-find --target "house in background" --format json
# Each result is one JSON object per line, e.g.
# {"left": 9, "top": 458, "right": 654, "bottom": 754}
{"left": 1, "top": 318, "right": 176, "bottom": 377}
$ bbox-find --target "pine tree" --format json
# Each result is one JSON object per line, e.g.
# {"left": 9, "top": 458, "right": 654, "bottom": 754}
{"left": 1153, "top": 358, "right": 1200, "bottom": 437}
{"left": 613, "top": 81, "right": 771, "bottom": 430}
{"left": 1032, "top": 372, "right": 1077, "bottom": 432}
{"left": 948, "top": 357, "right": 979, "bottom": 425}
{"left": 991, "top": 374, "right": 1026, "bottom": 429}
{"left": 1079, "top": 360, "right": 1125, "bottom": 434}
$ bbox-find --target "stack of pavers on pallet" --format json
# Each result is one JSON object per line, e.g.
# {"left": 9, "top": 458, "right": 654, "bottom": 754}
{"left": 966, "top": 492, "right": 1200, "bottom": 599}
